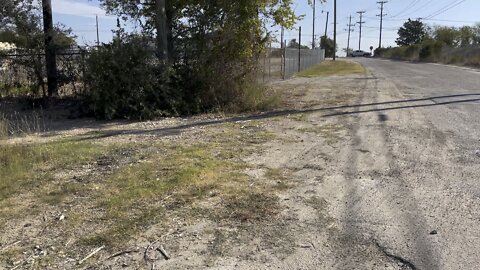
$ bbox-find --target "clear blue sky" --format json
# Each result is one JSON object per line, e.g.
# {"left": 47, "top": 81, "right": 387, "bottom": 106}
{"left": 52, "top": 0, "right": 479, "bottom": 52}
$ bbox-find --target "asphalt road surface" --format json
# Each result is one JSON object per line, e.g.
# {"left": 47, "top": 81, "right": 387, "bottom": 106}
{"left": 334, "top": 58, "right": 480, "bottom": 269}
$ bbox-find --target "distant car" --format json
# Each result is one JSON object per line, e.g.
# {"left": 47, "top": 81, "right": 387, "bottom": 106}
{"left": 349, "top": 50, "right": 371, "bottom": 57}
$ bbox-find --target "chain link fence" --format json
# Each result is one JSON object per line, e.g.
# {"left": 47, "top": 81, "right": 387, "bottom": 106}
{"left": 257, "top": 47, "right": 325, "bottom": 84}
{"left": 0, "top": 49, "right": 89, "bottom": 98}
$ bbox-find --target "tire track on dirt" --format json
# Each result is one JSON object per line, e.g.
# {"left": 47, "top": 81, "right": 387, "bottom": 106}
{"left": 333, "top": 69, "right": 440, "bottom": 269}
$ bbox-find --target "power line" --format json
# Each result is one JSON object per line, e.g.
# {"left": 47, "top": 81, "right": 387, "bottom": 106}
{"left": 424, "top": 0, "right": 467, "bottom": 20}
{"left": 409, "top": 0, "right": 437, "bottom": 17}
{"left": 390, "top": 0, "right": 422, "bottom": 18}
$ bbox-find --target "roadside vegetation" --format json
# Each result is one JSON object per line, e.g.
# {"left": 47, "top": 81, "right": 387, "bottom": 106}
{"left": 0, "top": 120, "right": 286, "bottom": 267}
{"left": 297, "top": 60, "right": 365, "bottom": 77}
{"left": 375, "top": 19, "right": 480, "bottom": 67}
{"left": 0, "top": 0, "right": 309, "bottom": 120}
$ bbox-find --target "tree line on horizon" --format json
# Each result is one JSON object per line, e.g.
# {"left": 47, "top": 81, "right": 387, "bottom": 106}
{"left": 376, "top": 18, "right": 480, "bottom": 65}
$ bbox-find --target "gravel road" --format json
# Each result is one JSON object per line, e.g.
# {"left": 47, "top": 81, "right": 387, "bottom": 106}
{"left": 232, "top": 59, "right": 480, "bottom": 270}
{"left": 314, "top": 58, "right": 480, "bottom": 269}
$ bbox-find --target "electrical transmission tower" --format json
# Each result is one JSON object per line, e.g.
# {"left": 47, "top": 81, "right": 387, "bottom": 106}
{"left": 377, "top": 1, "right": 387, "bottom": 48}
{"left": 356, "top": 11, "right": 366, "bottom": 50}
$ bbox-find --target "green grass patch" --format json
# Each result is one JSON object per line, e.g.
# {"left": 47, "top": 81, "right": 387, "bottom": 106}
{"left": 297, "top": 60, "right": 365, "bottom": 77}
{"left": 0, "top": 140, "right": 107, "bottom": 202}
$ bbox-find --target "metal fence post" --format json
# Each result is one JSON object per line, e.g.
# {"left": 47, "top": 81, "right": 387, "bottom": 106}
{"left": 268, "top": 43, "right": 271, "bottom": 81}
{"left": 282, "top": 40, "right": 286, "bottom": 80}
{"left": 298, "top": 27, "right": 302, "bottom": 72}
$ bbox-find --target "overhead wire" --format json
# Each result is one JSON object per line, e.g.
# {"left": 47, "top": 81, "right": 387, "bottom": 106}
{"left": 389, "top": 0, "right": 423, "bottom": 18}
{"left": 423, "top": 0, "right": 467, "bottom": 19}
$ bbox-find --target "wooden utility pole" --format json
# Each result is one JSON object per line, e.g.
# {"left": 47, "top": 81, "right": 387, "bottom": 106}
{"left": 323, "top": 11, "right": 329, "bottom": 49}
{"left": 333, "top": 0, "right": 337, "bottom": 60}
{"left": 346, "top": 16, "right": 354, "bottom": 56}
{"left": 41, "top": 0, "right": 57, "bottom": 97}
{"left": 312, "top": 0, "right": 316, "bottom": 49}
{"left": 155, "top": 0, "right": 168, "bottom": 61}
{"left": 96, "top": 14, "right": 100, "bottom": 47}
{"left": 377, "top": 1, "right": 387, "bottom": 48}
{"left": 357, "top": 11, "right": 366, "bottom": 50}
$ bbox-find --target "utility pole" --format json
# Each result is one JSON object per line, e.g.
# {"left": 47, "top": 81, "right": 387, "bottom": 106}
{"left": 356, "top": 11, "right": 366, "bottom": 50}
{"left": 41, "top": 0, "right": 57, "bottom": 97}
{"left": 323, "top": 11, "right": 329, "bottom": 49}
{"left": 298, "top": 26, "right": 302, "bottom": 72}
{"left": 96, "top": 14, "right": 100, "bottom": 47}
{"left": 346, "top": 16, "right": 355, "bottom": 57}
{"left": 377, "top": 1, "right": 387, "bottom": 48}
{"left": 333, "top": 0, "right": 337, "bottom": 60}
{"left": 155, "top": 0, "right": 168, "bottom": 61}
{"left": 312, "top": 0, "right": 316, "bottom": 49}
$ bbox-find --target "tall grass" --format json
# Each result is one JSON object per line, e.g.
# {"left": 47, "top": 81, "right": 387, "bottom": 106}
{"left": 0, "top": 114, "right": 8, "bottom": 138}
{"left": 0, "top": 111, "right": 46, "bottom": 138}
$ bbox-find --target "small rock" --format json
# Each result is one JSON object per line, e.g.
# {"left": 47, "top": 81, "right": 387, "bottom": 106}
{"left": 429, "top": 230, "right": 438, "bottom": 235}
{"left": 475, "top": 150, "right": 480, "bottom": 157}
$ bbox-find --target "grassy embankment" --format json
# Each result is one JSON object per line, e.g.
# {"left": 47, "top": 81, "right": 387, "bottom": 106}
{"left": 297, "top": 60, "right": 365, "bottom": 77}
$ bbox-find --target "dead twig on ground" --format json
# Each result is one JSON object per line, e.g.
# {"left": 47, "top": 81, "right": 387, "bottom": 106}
{"left": 0, "top": 240, "right": 21, "bottom": 252}
{"left": 78, "top": 245, "right": 105, "bottom": 264}
{"left": 105, "top": 249, "right": 136, "bottom": 260}
{"left": 156, "top": 245, "right": 171, "bottom": 260}
{"left": 144, "top": 240, "right": 158, "bottom": 263}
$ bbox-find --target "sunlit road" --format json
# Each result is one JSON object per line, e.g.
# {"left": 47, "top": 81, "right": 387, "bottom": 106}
{"left": 337, "top": 58, "right": 480, "bottom": 269}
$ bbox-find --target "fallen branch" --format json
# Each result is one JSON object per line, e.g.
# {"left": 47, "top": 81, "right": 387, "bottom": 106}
{"left": 0, "top": 241, "right": 21, "bottom": 252}
{"left": 144, "top": 240, "right": 158, "bottom": 263}
{"left": 79, "top": 245, "right": 105, "bottom": 264}
{"left": 105, "top": 250, "right": 136, "bottom": 260}
{"left": 156, "top": 245, "right": 171, "bottom": 260}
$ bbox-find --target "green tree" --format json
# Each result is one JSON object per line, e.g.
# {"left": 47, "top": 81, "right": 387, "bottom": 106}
{"left": 287, "top": 39, "right": 309, "bottom": 49}
{"left": 473, "top": 23, "right": 480, "bottom": 45}
{"left": 90, "top": 0, "right": 304, "bottom": 118}
{"left": 396, "top": 19, "right": 427, "bottom": 46}
{"left": 458, "top": 26, "right": 475, "bottom": 47}
{"left": 433, "top": 26, "right": 459, "bottom": 47}
{"left": 320, "top": 36, "right": 336, "bottom": 57}
{"left": 0, "top": 0, "right": 76, "bottom": 97}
